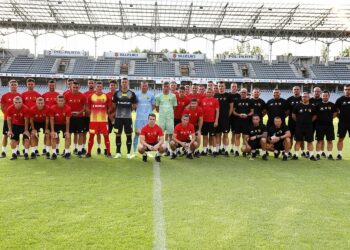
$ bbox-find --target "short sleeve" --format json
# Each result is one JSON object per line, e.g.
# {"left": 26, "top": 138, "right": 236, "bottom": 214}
{"left": 113, "top": 92, "right": 118, "bottom": 104}
{"left": 172, "top": 94, "right": 177, "bottom": 107}
{"left": 66, "top": 106, "right": 72, "bottom": 117}
{"left": 155, "top": 95, "right": 160, "bottom": 106}
{"left": 140, "top": 126, "right": 146, "bottom": 136}
{"left": 131, "top": 92, "right": 137, "bottom": 104}
{"left": 158, "top": 126, "right": 164, "bottom": 137}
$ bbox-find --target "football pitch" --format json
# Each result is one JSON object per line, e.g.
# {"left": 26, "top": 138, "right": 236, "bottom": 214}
{"left": 0, "top": 116, "right": 350, "bottom": 249}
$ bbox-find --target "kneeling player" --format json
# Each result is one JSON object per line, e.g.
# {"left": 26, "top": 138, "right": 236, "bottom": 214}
{"left": 266, "top": 116, "right": 291, "bottom": 161}
{"left": 170, "top": 114, "right": 197, "bottom": 159}
{"left": 183, "top": 98, "right": 203, "bottom": 157}
{"left": 138, "top": 113, "right": 165, "bottom": 162}
{"left": 50, "top": 95, "right": 72, "bottom": 160}
{"left": 6, "top": 96, "right": 30, "bottom": 160}
{"left": 86, "top": 81, "right": 112, "bottom": 158}
{"left": 29, "top": 97, "right": 50, "bottom": 159}
{"left": 241, "top": 115, "right": 268, "bottom": 160}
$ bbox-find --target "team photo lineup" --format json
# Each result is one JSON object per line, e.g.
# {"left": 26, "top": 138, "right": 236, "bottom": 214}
{"left": 1, "top": 78, "right": 350, "bottom": 162}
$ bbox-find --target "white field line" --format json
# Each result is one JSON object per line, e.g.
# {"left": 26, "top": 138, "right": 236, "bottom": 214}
{"left": 153, "top": 161, "right": 167, "bottom": 250}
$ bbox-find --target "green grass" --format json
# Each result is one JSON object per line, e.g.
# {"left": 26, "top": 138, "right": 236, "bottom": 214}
{"left": 1, "top": 115, "right": 350, "bottom": 249}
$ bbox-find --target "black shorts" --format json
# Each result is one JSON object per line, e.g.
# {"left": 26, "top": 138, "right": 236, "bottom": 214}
{"left": 247, "top": 139, "right": 261, "bottom": 150}
{"left": 273, "top": 140, "right": 285, "bottom": 151}
{"left": 2, "top": 120, "right": 9, "bottom": 135}
{"left": 216, "top": 116, "right": 230, "bottom": 134}
{"left": 144, "top": 142, "right": 159, "bottom": 151}
{"left": 70, "top": 117, "right": 85, "bottom": 133}
{"left": 234, "top": 118, "right": 250, "bottom": 135}
{"left": 230, "top": 116, "right": 237, "bottom": 133}
{"left": 174, "top": 139, "right": 191, "bottom": 148}
{"left": 337, "top": 122, "right": 350, "bottom": 138}
{"left": 30, "top": 122, "right": 46, "bottom": 132}
{"left": 288, "top": 119, "right": 296, "bottom": 136}
{"left": 114, "top": 118, "right": 133, "bottom": 134}
{"left": 54, "top": 124, "right": 67, "bottom": 138}
{"left": 201, "top": 122, "right": 215, "bottom": 136}
{"left": 108, "top": 118, "right": 113, "bottom": 134}
{"left": 316, "top": 124, "right": 335, "bottom": 141}
{"left": 174, "top": 118, "right": 182, "bottom": 127}
{"left": 10, "top": 124, "right": 29, "bottom": 141}
{"left": 295, "top": 126, "right": 313, "bottom": 142}
{"left": 83, "top": 116, "right": 90, "bottom": 132}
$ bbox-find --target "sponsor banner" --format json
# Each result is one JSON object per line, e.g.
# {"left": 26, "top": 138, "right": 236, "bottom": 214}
{"left": 1, "top": 73, "right": 349, "bottom": 84}
{"left": 104, "top": 52, "right": 147, "bottom": 59}
{"left": 334, "top": 56, "right": 350, "bottom": 63}
{"left": 166, "top": 53, "right": 205, "bottom": 60}
{"left": 44, "top": 50, "right": 89, "bottom": 57}
{"left": 222, "top": 55, "right": 261, "bottom": 61}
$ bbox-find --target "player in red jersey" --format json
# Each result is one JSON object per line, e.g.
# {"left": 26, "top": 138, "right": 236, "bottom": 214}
{"left": 41, "top": 79, "right": 59, "bottom": 155}
{"left": 6, "top": 96, "right": 30, "bottom": 160}
{"left": 198, "top": 84, "right": 206, "bottom": 98}
{"left": 64, "top": 81, "right": 86, "bottom": 157}
{"left": 139, "top": 113, "right": 165, "bottom": 163}
{"left": 42, "top": 80, "right": 60, "bottom": 107}
{"left": 170, "top": 81, "right": 178, "bottom": 95}
{"left": 186, "top": 83, "right": 203, "bottom": 106}
{"left": 200, "top": 88, "right": 219, "bottom": 156}
{"left": 29, "top": 97, "right": 50, "bottom": 159}
{"left": 184, "top": 85, "right": 191, "bottom": 96}
{"left": 182, "top": 98, "right": 203, "bottom": 157}
{"left": 63, "top": 78, "right": 74, "bottom": 96}
{"left": 85, "top": 81, "right": 113, "bottom": 158}
{"left": 83, "top": 79, "right": 102, "bottom": 154}
{"left": 106, "top": 80, "right": 117, "bottom": 136}
{"left": 1, "top": 79, "right": 21, "bottom": 158}
{"left": 22, "top": 78, "right": 41, "bottom": 108}
{"left": 170, "top": 114, "right": 197, "bottom": 159}
{"left": 174, "top": 86, "right": 190, "bottom": 126}
{"left": 50, "top": 95, "right": 71, "bottom": 160}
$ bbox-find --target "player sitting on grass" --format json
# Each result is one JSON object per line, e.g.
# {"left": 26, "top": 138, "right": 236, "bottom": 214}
{"left": 29, "top": 97, "right": 50, "bottom": 159}
{"left": 50, "top": 95, "right": 71, "bottom": 160}
{"left": 241, "top": 114, "right": 268, "bottom": 160}
{"left": 266, "top": 116, "right": 291, "bottom": 161}
{"left": 138, "top": 113, "right": 165, "bottom": 163}
{"left": 6, "top": 96, "right": 30, "bottom": 160}
{"left": 170, "top": 114, "right": 197, "bottom": 160}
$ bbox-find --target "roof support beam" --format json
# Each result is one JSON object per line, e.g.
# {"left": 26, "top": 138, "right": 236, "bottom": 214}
{"left": 272, "top": 4, "right": 299, "bottom": 40}
{"left": 183, "top": 2, "right": 193, "bottom": 41}
{"left": 119, "top": 1, "right": 129, "bottom": 39}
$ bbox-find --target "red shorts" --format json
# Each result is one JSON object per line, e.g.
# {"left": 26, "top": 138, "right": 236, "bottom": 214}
{"left": 89, "top": 122, "right": 109, "bottom": 135}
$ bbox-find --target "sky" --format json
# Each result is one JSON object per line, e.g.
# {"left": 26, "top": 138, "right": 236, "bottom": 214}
{"left": 1, "top": 0, "right": 350, "bottom": 60}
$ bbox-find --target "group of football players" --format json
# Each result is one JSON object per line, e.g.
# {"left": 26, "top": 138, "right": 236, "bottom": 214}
{"left": 1, "top": 77, "right": 350, "bottom": 162}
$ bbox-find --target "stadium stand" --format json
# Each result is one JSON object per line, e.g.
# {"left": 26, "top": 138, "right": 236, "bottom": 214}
{"left": 2, "top": 49, "right": 350, "bottom": 82}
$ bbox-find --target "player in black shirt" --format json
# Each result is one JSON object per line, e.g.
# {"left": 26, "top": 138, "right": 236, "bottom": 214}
{"left": 229, "top": 83, "right": 241, "bottom": 154}
{"left": 266, "top": 89, "right": 288, "bottom": 127}
{"left": 241, "top": 114, "right": 268, "bottom": 160}
{"left": 112, "top": 78, "right": 137, "bottom": 159}
{"left": 214, "top": 81, "right": 233, "bottom": 156}
{"left": 315, "top": 91, "right": 337, "bottom": 160}
{"left": 233, "top": 88, "right": 254, "bottom": 157}
{"left": 266, "top": 116, "right": 291, "bottom": 161}
{"left": 335, "top": 84, "right": 350, "bottom": 160}
{"left": 310, "top": 87, "right": 322, "bottom": 107}
{"left": 251, "top": 88, "right": 266, "bottom": 121}
{"left": 286, "top": 86, "right": 302, "bottom": 149}
{"left": 291, "top": 92, "right": 317, "bottom": 161}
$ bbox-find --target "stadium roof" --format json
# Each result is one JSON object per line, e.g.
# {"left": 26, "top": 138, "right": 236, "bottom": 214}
{"left": 0, "top": 0, "right": 350, "bottom": 43}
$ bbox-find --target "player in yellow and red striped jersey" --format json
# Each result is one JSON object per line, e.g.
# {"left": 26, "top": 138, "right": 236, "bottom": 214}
{"left": 85, "top": 81, "right": 113, "bottom": 158}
